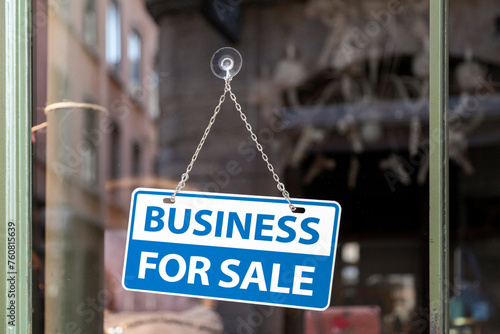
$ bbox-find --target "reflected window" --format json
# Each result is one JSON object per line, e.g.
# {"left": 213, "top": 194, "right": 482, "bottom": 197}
{"left": 106, "top": 0, "right": 121, "bottom": 73}
{"left": 131, "top": 141, "right": 141, "bottom": 177}
{"left": 148, "top": 61, "right": 160, "bottom": 119}
{"left": 81, "top": 108, "right": 98, "bottom": 184}
{"left": 83, "top": 0, "right": 97, "bottom": 47}
{"left": 110, "top": 121, "right": 120, "bottom": 179}
{"left": 128, "top": 30, "right": 141, "bottom": 97}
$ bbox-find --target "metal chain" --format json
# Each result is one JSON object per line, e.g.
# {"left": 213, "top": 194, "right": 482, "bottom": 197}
{"left": 170, "top": 80, "right": 229, "bottom": 202}
{"left": 171, "top": 76, "right": 296, "bottom": 212}
{"left": 226, "top": 79, "right": 296, "bottom": 211}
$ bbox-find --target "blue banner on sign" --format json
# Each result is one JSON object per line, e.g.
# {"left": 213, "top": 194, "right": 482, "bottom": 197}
{"left": 122, "top": 188, "right": 341, "bottom": 310}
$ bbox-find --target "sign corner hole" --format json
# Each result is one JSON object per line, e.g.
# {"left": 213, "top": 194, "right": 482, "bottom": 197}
{"left": 294, "top": 207, "right": 306, "bottom": 214}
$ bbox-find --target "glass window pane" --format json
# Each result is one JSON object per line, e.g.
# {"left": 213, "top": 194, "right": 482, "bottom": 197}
{"left": 448, "top": 0, "right": 500, "bottom": 331}
{"left": 32, "top": 0, "right": 452, "bottom": 333}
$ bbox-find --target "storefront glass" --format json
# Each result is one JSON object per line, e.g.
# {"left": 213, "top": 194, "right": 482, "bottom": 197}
{"left": 24, "top": 0, "right": 500, "bottom": 333}
{"left": 446, "top": 0, "right": 500, "bottom": 332}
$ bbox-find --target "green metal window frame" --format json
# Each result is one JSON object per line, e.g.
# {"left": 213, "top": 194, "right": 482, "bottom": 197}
{"left": 0, "top": 0, "right": 450, "bottom": 332}
{"left": 0, "top": 0, "right": 32, "bottom": 333}
{"left": 429, "top": 0, "right": 449, "bottom": 332}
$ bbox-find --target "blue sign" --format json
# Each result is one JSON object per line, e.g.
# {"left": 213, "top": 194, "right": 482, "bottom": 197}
{"left": 123, "top": 188, "right": 341, "bottom": 310}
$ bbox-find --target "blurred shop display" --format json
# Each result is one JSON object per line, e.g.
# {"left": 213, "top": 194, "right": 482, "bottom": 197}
{"left": 450, "top": 246, "right": 496, "bottom": 325}
{"left": 304, "top": 306, "right": 381, "bottom": 334}
{"left": 148, "top": 0, "right": 500, "bottom": 197}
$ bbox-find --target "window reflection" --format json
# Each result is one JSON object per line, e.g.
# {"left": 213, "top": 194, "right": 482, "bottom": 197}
{"left": 131, "top": 141, "right": 141, "bottom": 177}
{"left": 106, "top": 0, "right": 121, "bottom": 73}
{"left": 81, "top": 107, "right": 98, "bottom": 185}
{"left": 109, "top": 120, "right": 121, "bottom": 180}
{"left": 36, "top": 0, "right": 160, "bottom": 332}
{"left": 128, "top": 30, "right": 142, "bottom": 97}
{"left": 83, "top": 0, "right": 97, "bottom": 48}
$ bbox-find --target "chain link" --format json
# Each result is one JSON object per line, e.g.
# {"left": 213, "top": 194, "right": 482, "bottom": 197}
{"left": 171, "top": 76, "right": 296, "bottom": 212}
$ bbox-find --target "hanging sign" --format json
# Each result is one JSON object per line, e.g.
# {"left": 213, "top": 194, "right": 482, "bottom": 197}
{"left": 122, "top": 188, "right": 341, "bottom": 310}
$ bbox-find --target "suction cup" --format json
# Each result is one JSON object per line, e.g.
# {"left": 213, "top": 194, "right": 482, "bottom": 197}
{"left": 210, "top": 47, "right": 242, "bottom": 79}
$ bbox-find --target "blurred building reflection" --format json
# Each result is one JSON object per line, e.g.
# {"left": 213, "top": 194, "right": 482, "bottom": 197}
{"left": 33, "top": 0, "right": 159, "bottom": 332}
